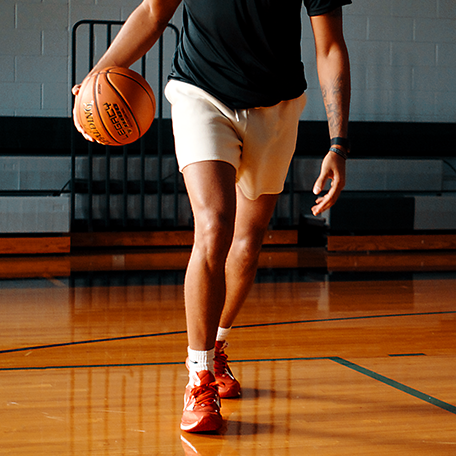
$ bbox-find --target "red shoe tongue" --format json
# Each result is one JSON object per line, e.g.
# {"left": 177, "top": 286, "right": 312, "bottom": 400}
{"left": 197, "top": 370, "right": 216, "bottom": 384}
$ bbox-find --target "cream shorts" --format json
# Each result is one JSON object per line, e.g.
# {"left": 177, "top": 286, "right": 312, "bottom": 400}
{"left": 164, "top": 79, "right": 306, "bottom": 200}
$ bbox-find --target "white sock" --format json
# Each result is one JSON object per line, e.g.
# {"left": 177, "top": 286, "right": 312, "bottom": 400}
{"left": 216, "top": 326, "right": 232, "bottom": 342}
{"left": 187, "top": 347, "right": 215, "bottom": 378}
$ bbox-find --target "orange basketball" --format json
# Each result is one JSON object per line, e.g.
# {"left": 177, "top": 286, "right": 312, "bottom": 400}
{"left": 75, "top": 67, "right": 156, "bottom": 146}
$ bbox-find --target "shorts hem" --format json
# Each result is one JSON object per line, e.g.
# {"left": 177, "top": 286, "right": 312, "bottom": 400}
{"left": 236, "top": 182, "right": 283, "bottom": 201}
{"left": 179, "top": 158, "right": 238, "bottom": 174}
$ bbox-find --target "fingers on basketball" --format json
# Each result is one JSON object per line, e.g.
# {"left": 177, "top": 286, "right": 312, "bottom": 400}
{"left": 74, "top": 67, "right": 156, "bottom": 146}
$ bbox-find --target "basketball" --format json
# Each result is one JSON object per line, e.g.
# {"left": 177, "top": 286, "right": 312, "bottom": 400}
{"left": 75, "top": 66, "right": 156, "bottom": 146}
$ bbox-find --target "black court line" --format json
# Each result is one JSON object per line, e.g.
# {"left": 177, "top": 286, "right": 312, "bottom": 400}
{"left": 1, "top": 355, "right": 454, "bottom": 415}
{"left": 388, "top": 353, "right": 426, "bottom": 357}
{"left": 0, "top": 361, "right": 185, "bottom": 371}
{"left": 233, "top": 310, "right": 456, "bottom": 330}
{"left": 1, "top": 310, "right": 455, "bottom": 355}
{"left": 0, "top": 357, "right": 326, "bottom": 371}
{"left": 0, "top": 330, "right": 187, "bottom": 354}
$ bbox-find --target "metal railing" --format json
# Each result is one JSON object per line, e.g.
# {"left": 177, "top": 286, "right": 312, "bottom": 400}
{"left": 71, "top": 20, "right": 181, "bottom": 231}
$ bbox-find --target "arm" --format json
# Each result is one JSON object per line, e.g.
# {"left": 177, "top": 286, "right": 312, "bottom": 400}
{"left": 72, "top": 0, "right": 181, "bottom": 139}
{"left": 77, "top": 0, "right": 181, "bottom": 81}
{"left": 309, "top": 7, "right": 351, "bottom": 216}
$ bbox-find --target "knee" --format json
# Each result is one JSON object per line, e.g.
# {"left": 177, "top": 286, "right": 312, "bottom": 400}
{"left": 194, "top": 212, "right": 235, "bottom": 262}
{"left": 230, "top": 230, "right": 265, "bottom": 266}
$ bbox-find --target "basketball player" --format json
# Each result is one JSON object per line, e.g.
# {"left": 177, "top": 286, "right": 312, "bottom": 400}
{"left": 73, "top": 0, "right": 352, "bottom": 433}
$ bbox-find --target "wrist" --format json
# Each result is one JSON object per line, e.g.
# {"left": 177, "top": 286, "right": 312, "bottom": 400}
{"left": 330, "top": 136, "right": 350, "bottom": 150}
{"left": 328, "top": 146, "right": 348, "bottom": 160}
{"left": 329, "top": 137, "right": 350, "bottom": 159}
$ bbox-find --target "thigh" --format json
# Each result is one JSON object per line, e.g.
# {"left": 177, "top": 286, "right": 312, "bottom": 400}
{"left": 183, "top": 160, "right": 237, "bottom": 231}
{"left": 233, "top": 187, "right": 279, "bottom": 243}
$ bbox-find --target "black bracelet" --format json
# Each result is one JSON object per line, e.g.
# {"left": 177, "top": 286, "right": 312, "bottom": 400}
{"left": 329, "top": 146, "right": 348, "bottom": 160}
{"left": 330, "top": 137, "right": 350, "bottom": 150}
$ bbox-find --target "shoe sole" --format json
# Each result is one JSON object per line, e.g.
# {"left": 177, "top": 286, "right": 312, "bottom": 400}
{"left": 218, "top": 387, "right": 241, "bottom": 399}
{"left": 181, "top": 413, "right": 223, "bottom": 433}
{"left": 216, "top": 377, "right": 241, "bottom": 399}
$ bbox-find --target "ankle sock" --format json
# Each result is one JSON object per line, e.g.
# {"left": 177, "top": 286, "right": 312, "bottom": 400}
{"left": 187, "top": 347, "right": 215, "bottom": 377}
{"left": 216, "top": 326, "right": 232, "bottom": 342}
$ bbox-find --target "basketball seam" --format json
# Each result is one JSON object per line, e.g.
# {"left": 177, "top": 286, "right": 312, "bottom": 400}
{"left": 93, "top": 72, "right": 123, "bottom": 145}
{"left": 104, "top": 68, "right": 154, "bottom": 138}
{"left": 106, "top": 68, "right": 156, "bottom": 112}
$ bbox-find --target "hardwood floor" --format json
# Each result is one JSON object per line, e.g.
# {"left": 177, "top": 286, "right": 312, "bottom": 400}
{"left": 0, "top": 248, "right": 455, "bottom": 455}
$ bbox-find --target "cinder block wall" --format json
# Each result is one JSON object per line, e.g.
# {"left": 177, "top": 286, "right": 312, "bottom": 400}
{"left": 1, "top": 0, "right": 455, "bottom": 123}
{"left": 301, "top": 0, "right": 456, "bottom": 122}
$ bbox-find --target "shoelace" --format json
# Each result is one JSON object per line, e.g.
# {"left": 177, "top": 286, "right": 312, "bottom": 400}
{"left": 214, "top": 351, "right": 229, "bottom": 376}
{"left": 191, "top": 382, "right": 220, "bottom": 406}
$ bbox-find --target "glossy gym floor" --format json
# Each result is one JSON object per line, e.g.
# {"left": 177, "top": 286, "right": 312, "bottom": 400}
{"left": 1, "top": 247, "right": 455, "bottom": 455}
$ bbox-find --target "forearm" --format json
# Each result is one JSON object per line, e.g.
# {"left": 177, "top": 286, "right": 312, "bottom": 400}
{"left": 311, "top": 8, "right": 351, "bottom": 140}
{"left": 317, "top": 45, "right": 351, "bottom": 140}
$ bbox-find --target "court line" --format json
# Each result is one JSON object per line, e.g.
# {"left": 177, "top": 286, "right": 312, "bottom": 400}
{"left": 0, "top": 331, "right": 187, "bottom": 354}
{"left": 233, "top": 310, "right": 456, "bottom": 330}
{"left": 2, "top": 355, "right": 455, "bottom": 416}
{"left": 1, "top": 310, "right": 454, "bottom": 355}
{"left": 0, "top": 361, "right": 185, "bottom": 371}
{"left": 388, "top": 353, "right": 426, "bottom": 357}
{"left": 330, "top": 357, "right": 456, "bottom": 415}
{"left": 0, "top": 356, "right": 330, "bottom": 371}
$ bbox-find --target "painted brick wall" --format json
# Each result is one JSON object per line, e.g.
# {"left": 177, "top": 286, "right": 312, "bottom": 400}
{"left": 302, "top": 0, "right": 456, "bottom": 122}
{"left": 0, "top": 0, "right": 455, "bottom": 122}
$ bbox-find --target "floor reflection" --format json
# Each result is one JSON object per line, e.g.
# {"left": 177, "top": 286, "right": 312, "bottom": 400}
{"left": 1, "top": 250, "right": 455, "bottom": 454}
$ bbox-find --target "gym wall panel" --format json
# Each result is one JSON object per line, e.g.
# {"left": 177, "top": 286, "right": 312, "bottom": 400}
{"left": 42, "top": 30, "right": 70, "bottom": 56}
{"left": 0, "top": 196, "right": 70, "bottom": 233}
{"left": 0, "top": 1, "right": 15, "bottom": 30}
{"left": 42, "top": 83, "right": 71, "bottom": 113}
{"left": 414, "top": 196, "right": 456, "bottom": 231}
{"left": 0, "top": 157, "right": 71, "bottom": 191}
{"left": 0, "top": 29, "right": 42, "bottom": 56}
{"left": 390, "top": 0, "right": 437, "bottom": 18}
{"left": 437, "top": 1, "right": 456, "bottom": 18}
{"left": 414, "top": 17, "right": 456, "bottom": 43}
{"left": 367, "top": 16, "right": 414, "bottom": 42}
{"left": 0, "top": 56, "right": 15, "bottom": 83}
{"left": 16, "top": 56, "right": 68, "bottom": 84}
{"left": 15, "top": 2, "right": 69, "bottom": 32}
{"left": 0, "top": 83, "right": 41, "bottom": 111}
{"left": 390, "top": 42, "right": 436, "bottom": 67}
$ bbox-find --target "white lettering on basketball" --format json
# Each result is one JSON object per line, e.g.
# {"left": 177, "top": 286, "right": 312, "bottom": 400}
{"left": 83, "top": 102, "right": 108, "bottom": 143}
{"left": 103, "top": 102, "right": 134, "bottom": 138}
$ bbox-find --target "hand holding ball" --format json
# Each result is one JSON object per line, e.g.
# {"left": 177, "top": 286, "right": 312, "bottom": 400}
{"left": 73, "top": 67, "right": 156, "bottom": 146}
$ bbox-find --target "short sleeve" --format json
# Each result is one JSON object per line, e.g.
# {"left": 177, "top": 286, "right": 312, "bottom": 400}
{"left": 304, "top": 0, "right": 352, "bottom": 17}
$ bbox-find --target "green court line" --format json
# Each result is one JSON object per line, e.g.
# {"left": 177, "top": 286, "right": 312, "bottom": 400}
{"left": 330, "top": 357, "right": 456, "bottom": 415}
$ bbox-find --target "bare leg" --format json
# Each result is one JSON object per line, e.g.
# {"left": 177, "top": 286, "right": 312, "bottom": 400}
{"left": 219, "top": 187, "right": 279, "bottom": 329}
{"left": 183, "top": 160, "right": 279, "bottom": 349}
{"left": 182, "top": 161, "right": 237, "bottom": 351}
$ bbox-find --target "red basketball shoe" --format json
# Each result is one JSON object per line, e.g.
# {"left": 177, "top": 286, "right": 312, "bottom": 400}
{"left": 214, "top": 341, "right": 241, "bottom": 398}
{"left": 181, "top": 369, "right": 223, "bottom": 433}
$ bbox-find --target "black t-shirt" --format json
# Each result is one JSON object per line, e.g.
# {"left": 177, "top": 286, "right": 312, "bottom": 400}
{"left": 170, "top": 0, "right": 351, "bottom": 109}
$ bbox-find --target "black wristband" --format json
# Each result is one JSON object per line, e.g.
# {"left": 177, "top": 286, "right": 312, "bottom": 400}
{"left": 329, "top": 146, "right": 348, "bottom": 160}
{"left": 330, "top": 137, "right": 350, "bottom": 150}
